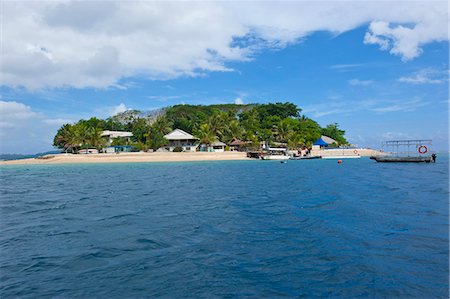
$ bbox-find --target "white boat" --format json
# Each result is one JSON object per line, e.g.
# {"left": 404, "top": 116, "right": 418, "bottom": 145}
{"left": 260, "top": 147, "right": 290, "bottom": 160}
{"left": 261, "top": 154, "right": 290, "bottom": 160}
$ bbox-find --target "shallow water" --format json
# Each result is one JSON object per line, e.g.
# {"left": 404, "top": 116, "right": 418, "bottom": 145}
{"left": 1, "top": 157, "right": 448, "bottom": 298}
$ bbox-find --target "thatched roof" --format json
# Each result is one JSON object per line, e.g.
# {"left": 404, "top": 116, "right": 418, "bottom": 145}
{"left": 229, "top": 139, "right": 246, "bottom": 146}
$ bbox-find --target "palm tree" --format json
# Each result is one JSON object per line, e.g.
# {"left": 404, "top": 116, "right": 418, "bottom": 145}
{"left": 86, "top": 126, "right": 105, "bottom": 149}
{"left": 196, "top": 123, "right": 218, "bottom": 151}
{"left": 274, "top": 119, "right": 293, "bottom": 142}
{"left": 152, "top": 116, "right": 173, "bottom": 135}
{"left": 287, "top": 133, "right": 305, "bottom": 149}
{"left": 224, "top": 120, "right": 243, "bottom": 143}
{"left": 53, "top": 124, "right": 79, "bottom": 153}
{"left": 208, "top": 113, "right": 226, "bottom": 137}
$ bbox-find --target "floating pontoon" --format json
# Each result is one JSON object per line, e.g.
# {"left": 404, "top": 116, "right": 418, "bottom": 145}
{"left": 370, "top": 140, "right": 436, "bottom": 163}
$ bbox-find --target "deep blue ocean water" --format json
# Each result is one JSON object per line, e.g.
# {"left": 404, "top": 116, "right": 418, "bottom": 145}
{"left": 1, "top": 157, "right": 448, "bottom": 298}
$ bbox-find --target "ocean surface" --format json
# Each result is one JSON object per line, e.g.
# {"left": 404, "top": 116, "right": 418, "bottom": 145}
{"left": 1, "top": 157, "right": 448, "bottom": 298}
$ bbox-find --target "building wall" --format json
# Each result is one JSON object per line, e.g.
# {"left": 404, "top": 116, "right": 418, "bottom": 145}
{"left": 167, "top": 145, "right": 197, "bottom": 152}
{"left": 212, "top": 146, "right": 225, "bottom": 152}
{"left": 166, "top": 140, "right": 198, "bottom": 152}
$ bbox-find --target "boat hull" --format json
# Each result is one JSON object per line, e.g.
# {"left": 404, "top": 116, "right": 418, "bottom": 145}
{"left": 370, "top": 156, "right": 433, "bottom": 163}
{"left": 290, "top": 156, "right": 322, "bottom": 160}
{"left": 321, "top": 155, "right": 360, "bottom": 159}
{"left": 261, "top": 155, "right": 290, "bottom": 160}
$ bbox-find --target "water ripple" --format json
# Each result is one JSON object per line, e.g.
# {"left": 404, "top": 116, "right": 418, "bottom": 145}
{"left": 0, "top": 158, "right": 448, "bottom": 298}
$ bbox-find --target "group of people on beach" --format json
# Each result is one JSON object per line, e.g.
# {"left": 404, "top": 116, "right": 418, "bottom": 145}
{"left": 297, "top": 147, "right": 310, "bottom": 157}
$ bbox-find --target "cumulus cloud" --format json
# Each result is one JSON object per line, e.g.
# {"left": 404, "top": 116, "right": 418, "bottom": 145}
{"left": 234, "top": 97, "right": 244, "bottom": 105}
{"left": 0, "top": 101, "right": 39, "bottom": 128}
{"left": 0, "top": 101, "right": 73, "bottom": 154}
{"left": 110, "top": 103, "right": 129, "bottom": 116}
{"left": 364, "top": 17, "right": 447, "bottom": 61}
{"left": 1, "top": 1, "right": 447, "bottom": 89}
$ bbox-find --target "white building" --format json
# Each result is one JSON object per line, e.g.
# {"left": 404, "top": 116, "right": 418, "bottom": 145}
{"left": 210, "top": 141, "right": 226, "bottom": 152}
{"left": 164, "top": 129, "right": 198, "bottom": 152}
{"left": 101, "top": 130, "right": 133, "bottom": 146}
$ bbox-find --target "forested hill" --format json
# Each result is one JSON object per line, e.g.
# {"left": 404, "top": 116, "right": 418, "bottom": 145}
{"left": 53, "top": 102, "right": 348, "bottom": 152}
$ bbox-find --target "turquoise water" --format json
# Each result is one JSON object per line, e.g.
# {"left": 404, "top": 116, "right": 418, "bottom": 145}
{"left": 1, "top": 157, "right": 448, "bottom": 298}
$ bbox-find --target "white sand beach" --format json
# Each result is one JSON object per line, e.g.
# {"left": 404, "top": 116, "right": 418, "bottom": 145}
{"left": 0, "top": 152, "right": 250, "bottom": 165}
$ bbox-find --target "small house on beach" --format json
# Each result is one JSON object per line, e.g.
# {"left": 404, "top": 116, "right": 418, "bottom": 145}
{"left": 210, "top": 141, "right": 226, "bottom": 152}
{"left": 229, "top": 139, "right": 246, "bottom": 151}
{"left": 164, "top": 129, "right": 198, "bottom": 152}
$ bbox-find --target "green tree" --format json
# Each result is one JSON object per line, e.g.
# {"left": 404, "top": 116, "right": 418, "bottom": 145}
{"left": 223, "top": 119, "right": 243, "bottom": 143}
{"left": 53, "top": 124, "right": 80, "bottom": 153}
{"left": 297, "top": 117, "right": 322, "bottom": 147}
{"left": 287, "top": 133, "right": 305, "bottom": 149}
{"left": 321, "top": 123, "right": 348, "bottom": 145}
{"left": 274, "top": 119, "right": 293, "bottom": 142}
{"left": 146, "top": 116, "right": 172, "bottom": 150}
{"left": 195, "top": 123, "right": 217, "bottom": 150}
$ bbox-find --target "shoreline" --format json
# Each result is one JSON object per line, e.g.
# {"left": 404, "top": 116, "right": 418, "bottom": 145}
{"left": 0, "top": 152, "right": 250, "bottom": 165}
{"left": 0, "top": 148, "right": 385, "bottom": 165}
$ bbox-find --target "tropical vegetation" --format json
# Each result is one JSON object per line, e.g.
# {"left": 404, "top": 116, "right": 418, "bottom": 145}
{"left": 53, "top": 102, "right": 348, "bottom": 152}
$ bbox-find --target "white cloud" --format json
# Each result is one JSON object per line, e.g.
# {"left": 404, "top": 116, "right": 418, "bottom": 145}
{"left": 0, "top": 1, "right": 447, "bottom": 90}
{"left": 364, "top": 17, "right": 448, "bottom": 61}
{"left": 234, "top": 97, "right": 244, "bottom": 105}
{"left": 398, "top": 68, "right": 447, "bottom": 84}
{"left": 0, "top": 101, "right": 72, "bottom": 154}
{"left": 0, "top": 101, "right": 38, "bottom": 128}
{"left": 348, "top": 79, "right": 373, "bottom": 86}
{"left": 110, "top": 103, "right": 129, "bottom": 116}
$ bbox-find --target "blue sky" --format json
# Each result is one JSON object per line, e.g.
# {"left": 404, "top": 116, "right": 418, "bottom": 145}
{"left": 0, "top": 1, "right": 448, "bottom": 154}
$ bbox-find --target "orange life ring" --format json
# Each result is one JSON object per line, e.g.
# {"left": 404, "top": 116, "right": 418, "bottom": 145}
{"left": 418, "top": 145, "right": 428, "bottom": 154}
{"left": 353, "top": 150, "right": 358, "bottom": 154}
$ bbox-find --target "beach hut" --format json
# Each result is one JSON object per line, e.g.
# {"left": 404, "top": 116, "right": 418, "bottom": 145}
{"left": 229, "top": 139, "right": 246, "bottom": 151}
{"left": 210, "top": 141, "right": 226, "bottom": 152}
{"left": 164, "top": 129, "right": 198, "bottom": 152}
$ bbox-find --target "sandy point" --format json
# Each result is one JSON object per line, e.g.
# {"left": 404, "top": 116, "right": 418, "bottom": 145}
{"left": 0, "top": 152, "right": 251, "bottom": 165}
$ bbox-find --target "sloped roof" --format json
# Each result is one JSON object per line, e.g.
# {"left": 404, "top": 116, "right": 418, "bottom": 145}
{"left": 313, "top": 135, "right": 337, "bottom": 146}
{"left": 101, "top": 130, "right": 133, "bottom": 138}
{"left": 211, "top": 141, "right": 226, "bottom": 146}
{"left": 314, "top": 137, "right": 328, "bottom": 146}
{"left": 164, "top": 129, "right": 198, "bottom": 140}
{"left": 321, "top": 135, "right": 337, "bottom": 144}
{"left": 230, "top": 139, "right": 245, "bottom": 146}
